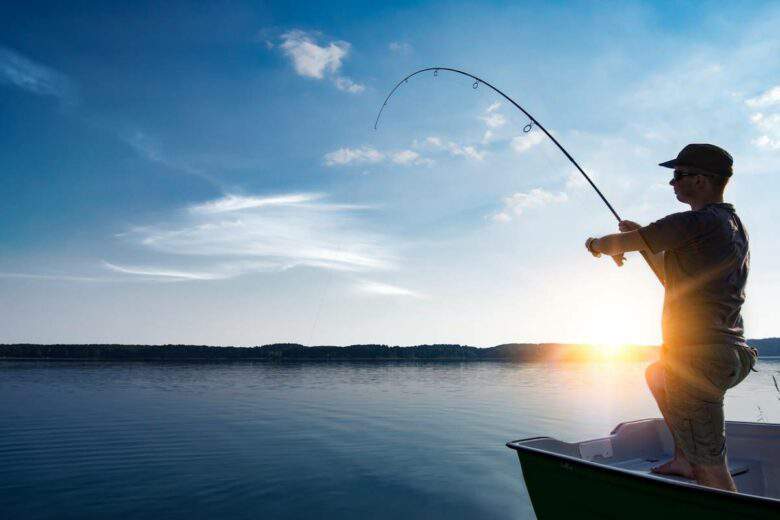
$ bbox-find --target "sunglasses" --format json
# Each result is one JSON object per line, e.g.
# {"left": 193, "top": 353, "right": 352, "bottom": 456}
{"left": 671, "top": 169, "right": 715, "bottom": 183}
{"left": 672, "top": 170, "right": 697, "bottom": 182}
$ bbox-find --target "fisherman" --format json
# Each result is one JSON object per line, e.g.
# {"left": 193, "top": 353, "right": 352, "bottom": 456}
{"left": 584, "top": 143, "right": 756, "bottom": 491}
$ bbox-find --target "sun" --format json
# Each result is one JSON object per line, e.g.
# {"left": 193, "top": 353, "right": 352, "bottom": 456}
{"left": 596, "top": 341, "right": 626, "bottom": 358}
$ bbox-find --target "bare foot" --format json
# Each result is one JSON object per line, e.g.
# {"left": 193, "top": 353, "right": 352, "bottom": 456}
{"left": 651, "top": 458, "right": 694, "bottom": 479}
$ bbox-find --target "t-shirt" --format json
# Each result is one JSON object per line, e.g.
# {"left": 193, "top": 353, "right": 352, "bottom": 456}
{"left": 638, "top": 203, "right": 749, "bottom": 348}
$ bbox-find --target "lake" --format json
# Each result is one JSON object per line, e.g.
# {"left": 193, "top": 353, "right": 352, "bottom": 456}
{"left": 1, "top": 359, "right": 779, "bottom": 519}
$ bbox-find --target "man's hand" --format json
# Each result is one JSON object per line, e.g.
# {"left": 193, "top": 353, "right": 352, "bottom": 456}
{"left": 586, "top": 237, "right": 626, "bottom": 267}
{"left": 585, "top": 237, "right": 601, "bottom": 258}
{"left": 619, "top": 220, "right": 642, "bottom": 232}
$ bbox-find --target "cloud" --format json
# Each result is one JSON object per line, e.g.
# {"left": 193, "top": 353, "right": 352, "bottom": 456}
{"left": 424, "top": 136, "right": 485, "bottom": 160}
{"left": 125, "top": 131, "right": 168, "bottom": 165}
{"left": 0, "top": 46, "right": 73, "bottom": 102}
{"left": 0, "top": 272, "right": 105, "bottom": 282}
{"left": 388, "top": 42, "right": 413, "bottom": 55}
{"left": 279, "top": 30, "right": 364, "bottom": 94}
{"left": 753, "top": 134, "right": 780, "bottom": 150}
{"left": 390, "top": 150, "right": 420, "bottom": 164}
{"left": 478, "top": 103, "right": 505, "bottom": 144}
{"left": 109, "top": 192, "right": 395, "bottom": 281}
{"left": 280, "top": 30, "right": 347, "bottom": 79}
{"left": 121, "top": 130, "right": 226, "bottom": 186}
{"left": 324, "top": 147, "right": 385, "bottom": 166}
{"left": 356, "top": 280, "right": 423, "bottom": 298}
{"left": 481, "top": 112, "right": 506, "bottom": 129}
{"left": 324, "top": 146, "right": 432, "bottom": 167}
{"left": 189, "top": 193, "right": 323, "bottom": 214}
{"left": 447, "top": 142, "right": 484, "bottom": 160}
{"left": 510, "top": 130, "right": 545, "bottom": 154}
{"left": 748, "top": 111, "right": 780, "bottom": 150}
{"left": 334, "top": 76, "right": 365, "bottom": 93}
{"left": 565, "top": 171, "right": 589, "bottom": 190}
{"left": 746, "top": 85, "right": 780, "bottom": 108}
{"left": 102, "top": 262, "right": 230, "bottom": 281}
{"left": 492, "top": 188, "right": 567, "bottom": 222}
{"left": 390, "top": 150, "right": 419, "bottom": 164}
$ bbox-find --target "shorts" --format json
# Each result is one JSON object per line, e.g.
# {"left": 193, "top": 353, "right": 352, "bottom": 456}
{"left": 662, "top": 343, "right": 757, "bottom": 465}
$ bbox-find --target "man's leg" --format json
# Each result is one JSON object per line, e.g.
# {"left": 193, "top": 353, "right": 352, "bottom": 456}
{"left": 645, "top": 361, "right": 693, "bottom": 478}
{"left": 662, "top": 345, "right": 751, "bottom": 491}
{"left": 686, "top": 400, "right": 737, "bottom": 491}
{"left": 691, "top": 461, "right": 736, "bottom": 491}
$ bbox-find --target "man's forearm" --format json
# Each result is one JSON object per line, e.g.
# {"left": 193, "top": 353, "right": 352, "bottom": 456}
{"left": 591, "top": 232, "right": 638, "bottom": 256}
{"left": 591, "top": 231, "right": 666, "bottom": 282}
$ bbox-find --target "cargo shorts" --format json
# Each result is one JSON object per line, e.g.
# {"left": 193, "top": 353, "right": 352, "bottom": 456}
{"left": 662, "top": 343, "right": 757, "bottom": 466}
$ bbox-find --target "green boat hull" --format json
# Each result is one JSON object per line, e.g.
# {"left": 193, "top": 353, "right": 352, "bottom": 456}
{"left": 514, "top": 448, "right": 778, "bottom": 519}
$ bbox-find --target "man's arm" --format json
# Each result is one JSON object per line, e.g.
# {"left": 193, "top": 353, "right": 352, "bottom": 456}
{"left": 587, "top": 227, "right": 666, "bottom": 282}
{"left": 590, "top": 230, "right": 645, "bottom": 256}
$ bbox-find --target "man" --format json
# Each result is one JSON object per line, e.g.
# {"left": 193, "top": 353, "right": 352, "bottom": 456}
{"left": 584, "top": 143, "right": 756, "bottom": 491}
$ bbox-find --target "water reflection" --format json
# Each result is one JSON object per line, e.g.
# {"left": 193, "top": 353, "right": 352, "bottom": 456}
{"left": 1, "top": 359, "right": 777, "bottom": 519}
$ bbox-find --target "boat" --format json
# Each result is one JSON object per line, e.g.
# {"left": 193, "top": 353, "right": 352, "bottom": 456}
{"left": 506, "top": 418, "right": 780, "bottom": 519}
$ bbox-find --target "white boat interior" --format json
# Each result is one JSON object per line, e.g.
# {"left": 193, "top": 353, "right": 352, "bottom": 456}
{"left": 513, "top": 418, "right": 780, "bottom": 500}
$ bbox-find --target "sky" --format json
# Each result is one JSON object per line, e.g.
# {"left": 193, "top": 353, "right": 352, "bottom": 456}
{"left": 2, "top": 1, "right": 780, "bottom": 347}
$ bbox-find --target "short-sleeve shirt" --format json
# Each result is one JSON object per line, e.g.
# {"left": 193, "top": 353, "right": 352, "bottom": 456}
{"left": 638, "top": 203, "right": 749, "bottom": 348}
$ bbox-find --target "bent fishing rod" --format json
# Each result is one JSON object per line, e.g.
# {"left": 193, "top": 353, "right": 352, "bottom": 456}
{"left": 374, "top": 67, "right": 663, "bottom": 285}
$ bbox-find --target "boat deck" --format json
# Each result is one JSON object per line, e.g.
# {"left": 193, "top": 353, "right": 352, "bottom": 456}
{"left": 510, "top": 419, "right": 780, "bottom": 500}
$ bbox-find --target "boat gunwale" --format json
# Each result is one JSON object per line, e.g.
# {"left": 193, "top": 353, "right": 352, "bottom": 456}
{"left": 506, "top": 419, "right": 780, "bottom": 507}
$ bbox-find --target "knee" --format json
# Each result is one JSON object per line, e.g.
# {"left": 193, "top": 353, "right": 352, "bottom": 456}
{"left": 646, "top": 362, "right": 664, "bottom": 395}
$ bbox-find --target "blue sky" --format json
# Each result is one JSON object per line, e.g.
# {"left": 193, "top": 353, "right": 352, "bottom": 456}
{"left": 2, "top": 1, "right": 780, "bottom": 346}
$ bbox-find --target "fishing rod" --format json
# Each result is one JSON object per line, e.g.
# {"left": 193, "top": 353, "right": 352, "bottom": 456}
{"left": 374, "top": 67, "right": 663, "bottom": 284}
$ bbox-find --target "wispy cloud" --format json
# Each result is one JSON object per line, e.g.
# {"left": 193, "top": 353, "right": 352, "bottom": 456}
{"left": 565, "top": 171, "right": 590, "bottom": 190}
{"left": 0, "top": 46, "right": 73, "bottom": 102}
{"left": 108, "top": 193, "right": 395, "bottom": 281}
{"left": 388, "top": 41, "right": 413, "bottom": 55}
{"left": 102, "top": 262, "right": 230, "bottom": 281}
{"left": 190, "top": 193, "right": 322, "bottom": 214}
{"left": 746, "top": 85, "right": 780, "bottom": 108}
{"left": 123, "top": 131, "right": 197, "bottom": 172}
{"left": 747, "top": 90, "right": 780, "bottom": 150}
{"left": 324, "top": 147, "right": 385, "bottom": 166}
{"left": 481, "top": 112, "right": 506, "bottom": 129}
{"left": 750, "top": 114, "right": 780, "bottom": 149}
{"left": 334, "top": 76, "right": 365, "bottom": 93}
{"left": 0, "top": 272, "right": 105, "bottom": 282}
{"left": 356, "top": 280, "right": 423, "bottom": 298}
{"left": 390, "top": 150, "right": 424, "bottom": 165}
{"left": 120, "top": 130, "right": 226, "bottom": 186}
{"left": 479, "top": 103, "right": 506, "bottom": 144}
{"left": 510, "top": 130, "right": 545, "bottom": 154}
{"left": 324, "top": 146, "right": 432, "bottom": 167}
{"left": 446, "top": 142, "right": 484, "bottom": 160}
{"left": 279, "top": 30, "right": 364, "bottom": 94}
{"left": 491, "top": 188, "right": 567, "bottom": 222}
{"left": 424, "top": 136, "right": 485, "bottom": 160}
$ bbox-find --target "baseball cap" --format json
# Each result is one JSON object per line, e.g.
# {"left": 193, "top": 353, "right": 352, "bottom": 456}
{"left": 659, "top": 143, "right": 733, "bottom": 177}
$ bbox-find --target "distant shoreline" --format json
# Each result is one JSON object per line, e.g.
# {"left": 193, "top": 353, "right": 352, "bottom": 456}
{"left": 2, "top": 340, "right": 778, "bottom": 362}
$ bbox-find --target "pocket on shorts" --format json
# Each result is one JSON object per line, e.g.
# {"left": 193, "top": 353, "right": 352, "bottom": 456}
{"left": 689, "top": 403, "right": 727, "bottom": 464}
{"left": 699, "top": 347, "right": 740, "bottom": 392}
{"left": 731, "top": 345, "right": 757, "bottom": 388}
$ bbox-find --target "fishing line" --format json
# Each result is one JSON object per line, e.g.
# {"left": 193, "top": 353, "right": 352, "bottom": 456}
{"left": 374, "top": 67, "right": 663, "bottom": 284}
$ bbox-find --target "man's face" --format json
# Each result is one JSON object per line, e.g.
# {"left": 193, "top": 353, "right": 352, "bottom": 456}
{"left": 670, "top": 168, "right": 700, "bottom": 203}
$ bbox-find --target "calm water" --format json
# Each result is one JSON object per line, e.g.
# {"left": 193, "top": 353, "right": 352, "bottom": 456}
{"left": 1, "top": 359, "right": 779, "bottom": 519}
